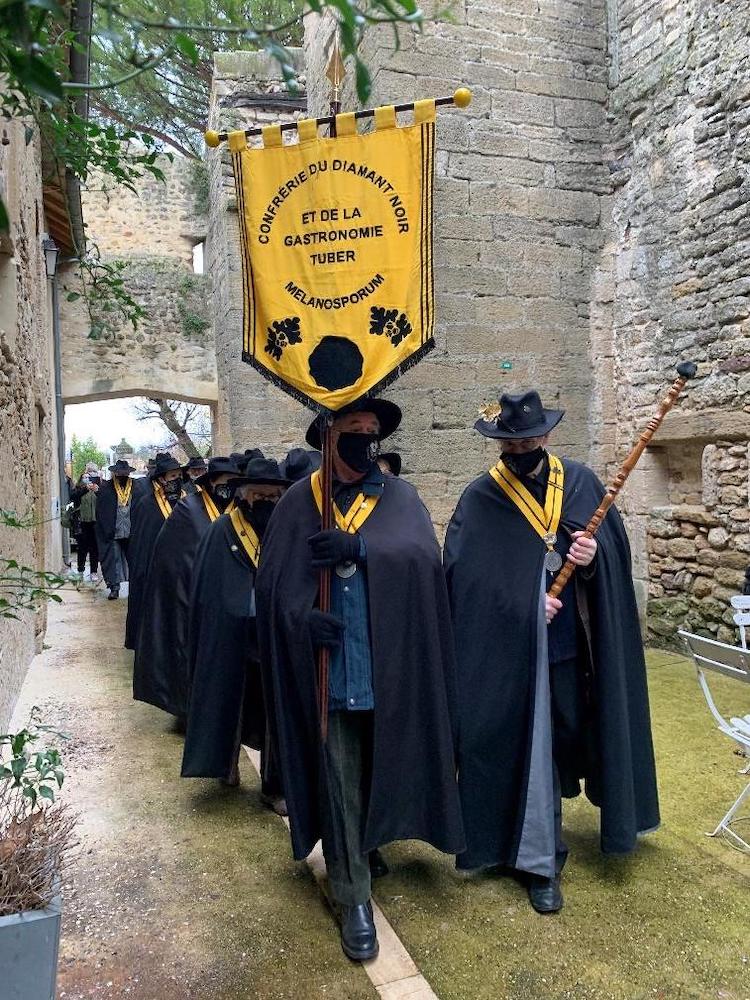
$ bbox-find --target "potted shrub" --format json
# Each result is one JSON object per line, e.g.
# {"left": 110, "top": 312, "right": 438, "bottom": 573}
{"left": 0, "top": 709, "right": 76, "bottom": 1000}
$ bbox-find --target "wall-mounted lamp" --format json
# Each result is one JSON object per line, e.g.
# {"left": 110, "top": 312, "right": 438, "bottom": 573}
{"left": 41, "top": 236, "right": 59, "bottom": 279}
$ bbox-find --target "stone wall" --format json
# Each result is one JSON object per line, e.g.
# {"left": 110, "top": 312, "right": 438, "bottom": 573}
{"left": 205, "top": 50, "right": 308, "bottom": 455}
{"left": 307, "top": 5, "right": 611, "bottom": 534}
{"left": 60, "top": 155, "right": 218, "bottom": 406}
{"left": 606, "top": 0, "right": 750, "bottom": 643}
{"left": 0, "top": 116, "right": 63, "bottom": 728}
{"left": 208, "top": 7, "right": 611, "bottom": 531}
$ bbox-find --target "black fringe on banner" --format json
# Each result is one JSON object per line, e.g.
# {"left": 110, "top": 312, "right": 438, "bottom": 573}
{"left": 241, "top": 337, "right": 435, "bottom": 416}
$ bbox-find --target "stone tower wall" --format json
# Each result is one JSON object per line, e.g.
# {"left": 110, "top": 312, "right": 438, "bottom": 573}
{"left": 605, "top": 0, "right": 750, "bottom": 643}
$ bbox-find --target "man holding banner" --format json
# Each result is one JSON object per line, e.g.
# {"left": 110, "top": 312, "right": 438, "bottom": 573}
{"left": 219, "top": 85, "right": 474, "bottom": 959}
{"left": 256, "top": 400, "right": 464, "bottom": 961}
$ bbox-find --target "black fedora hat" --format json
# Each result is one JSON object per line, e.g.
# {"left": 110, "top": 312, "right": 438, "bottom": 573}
{"left": 109, "top": 459, "right": 136, "bottom": 475}
{"left": 150, "top": 453, "right": 182, "bottom": 479}
{"left": 474, "top": 391, "right": 564, "bottom": 440}
{"left": 305, "top": 398, "right": 402, "bottom": 450}
{"left": 378, "top": 451, "right": 402, "bottom": 476}
{"left": 183, "top": 456, "right": 207, "bottom": 472}
{"left": 195, "top": 455, "right": 241, "bottom": 487}
{"left": 281, "top": 448, "right": 321, "bottom": 482}
{"left": 228, "top": 457, "right": 292, "bottom": 490}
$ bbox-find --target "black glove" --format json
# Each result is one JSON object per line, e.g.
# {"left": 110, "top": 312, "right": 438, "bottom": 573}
{"left": 308, "top": 609, "right": 344, "bottom": 649}
{"left": 308, "top": 529, "right": 361, "bottom": 568}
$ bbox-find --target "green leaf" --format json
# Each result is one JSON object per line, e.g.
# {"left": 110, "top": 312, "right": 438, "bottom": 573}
{"left": 39, "top": 784, "right": 55, "bottom": 801}
{"left": 65, "top": 291, "right": 81, "bottom": 302}
{"left": 23, "top": 786, "right": 38, "bottom": 806}
{"left": 7, "top": 51, "right": 64, "bottom": 105}
{"left": 173, "top": 33, "right": 199, "bottom": 65}
{"left": 355, "top": 57, "right": 372, "bottom": 103}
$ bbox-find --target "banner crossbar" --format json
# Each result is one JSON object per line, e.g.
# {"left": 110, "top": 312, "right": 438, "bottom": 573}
{"left": 205, "top": 88, "right": 472, "bottom": 147}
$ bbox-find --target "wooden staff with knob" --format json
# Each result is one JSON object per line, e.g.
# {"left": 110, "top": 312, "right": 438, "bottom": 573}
{"left": 547, "top": 361, "right": 698, "bottom": 600}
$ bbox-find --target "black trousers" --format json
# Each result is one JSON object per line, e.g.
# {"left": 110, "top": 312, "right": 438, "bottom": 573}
{"left": 76, "top": 522, "right": 99, "bottom": 574}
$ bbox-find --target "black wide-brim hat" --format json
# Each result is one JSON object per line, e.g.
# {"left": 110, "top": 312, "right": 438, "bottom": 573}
{"left": 109, "top": 459, "right": 136, "bottom": 475}
{"left": 474, "top": 390, "right": 564, "bottom": 440}
{"left": 228, "top": 457, "right": 292, "bottom": 490}
{"left": 305, "top": 398, "right": 402, "bottom": 450}
{"left": 195, "top": 455, "right": 241, "bottom": 487}
{"left": 379, "top": 451, "right": 402, "bottom": 476}
{"left": 281, "top": 448, "right": 321, "bottom": 482}
{"left": 183, "top": 456, "right": 207, "bottom": 472}
{"left": 150, "top": 454, "right": 183, "bottom": 479}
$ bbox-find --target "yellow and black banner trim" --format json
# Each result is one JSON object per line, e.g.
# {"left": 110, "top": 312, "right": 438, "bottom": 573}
{"left": 310, "top": 470, "right": 381, "bottom": 533}
{"left": 229, "top": 101, "right": 436, "bottom": 412}
{"left": 114, "top": 477, "right": 133, "bottom": 507}
{"left": 488, "top": 455, "right": 565, "bottom": 548}
{"left": 229, "top": 507, "right": 261, "bottom": 567}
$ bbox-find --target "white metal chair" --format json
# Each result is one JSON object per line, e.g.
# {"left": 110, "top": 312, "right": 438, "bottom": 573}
{"left": 678, "top": 629, "right": 750, "bottom": 852}
{"left": 730, "top": 594, "right": 750, "bottom": 651}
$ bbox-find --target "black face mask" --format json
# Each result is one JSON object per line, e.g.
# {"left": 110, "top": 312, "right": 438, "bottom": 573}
{"left": 336, "top": 432, "right": 379, "bottom": 474}
{"left": 212, "top": 484, "right": 233, "bottom": 509}
{"left": 240, "top": 498, "right": 276, "bottom": 535}
{"left": 162, "top": 479, "right": 182, "bottom": 501}
{"left": 504, "top": 446, "right": 545, "bottom": 477}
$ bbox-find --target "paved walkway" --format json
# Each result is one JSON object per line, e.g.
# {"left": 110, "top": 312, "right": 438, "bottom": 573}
{"left": 12, "top": 587, "right": 750, "bottom": 999}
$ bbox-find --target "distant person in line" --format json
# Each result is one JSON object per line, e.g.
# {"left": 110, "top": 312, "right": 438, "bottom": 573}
{"left": 182, "top": 456, "right": 208, "bottom": 495}
{"left": 182, "top": 456, "right": 297, "bottom": 815}
{"left": 95, "top": 459, "right": 138, "bottom": 601}
{"left": 124, "top": 453, "right": 184, "bottom": 649}
{"left": 376, "top": 452, "right": 401, "bottom": 477}
{"left": 444, "top": 390, "right": 660, "bottom": 915}
{"left": 133, "top": 455, "right": 241, "bottom": 721}
{"left": 70, "top": 462, "right": 101, "bottom": 583}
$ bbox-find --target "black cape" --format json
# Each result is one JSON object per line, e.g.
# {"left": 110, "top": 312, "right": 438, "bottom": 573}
{"left": 132, "top": 491, "right": 214, "bottom": 715}
{"left": 256, "top": 473, "right": 465, "bottom": 861}
{"left": 444, "top": 459, "right": 660, "bottom": 871}
{"left": 95, "top": 477, "right": 149, "bottom": 586}
{"left": 181, "top": 513, "right": 265, "bottom": 779}
{"left": 124, "top": 486, "right": 173, "bottom": 650}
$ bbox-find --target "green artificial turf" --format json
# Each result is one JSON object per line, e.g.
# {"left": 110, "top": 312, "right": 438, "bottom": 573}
{"left": 373, "top": 650, "right": 750, "bottom": 1000}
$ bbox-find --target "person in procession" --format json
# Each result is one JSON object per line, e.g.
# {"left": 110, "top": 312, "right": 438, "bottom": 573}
{"left": 132, "top": 456, "right": 241, "bottom": 719}
{"left": 182, "top": 456, "right": 208, "bottom": 494}
{"left": 256, "top": 398, "right": 464, "bottom": 962}
{"left": 124, "top": 453, "right": 185, "bottom": 650}
{"left": 443, "top": 390, "right": 660, "bottom": 914}
{"left": 95, "top": 459, "right": 141, "bottom": 600}
{"left": 69, "top": 462, "right": 101, "bottom": 583}
{"left": 181, "top": 456, "right": 292, "bottom": 812}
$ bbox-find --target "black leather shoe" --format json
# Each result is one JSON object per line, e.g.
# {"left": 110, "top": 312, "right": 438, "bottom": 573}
{"left": 368, "top": 849, "right": 389, "bottom": 879}
{"left": 107, "top": 585, "right": 119, "bottom": 600}
{"left": 338, "top": 901, "right": 379, "bottom": 961}
{"left": 527, "top": 874, "right": 563, "bottom": 914}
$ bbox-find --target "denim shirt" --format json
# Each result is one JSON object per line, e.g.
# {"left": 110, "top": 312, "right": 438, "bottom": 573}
{"left": 328, "top": 464, "right": 385, "bottom": 711}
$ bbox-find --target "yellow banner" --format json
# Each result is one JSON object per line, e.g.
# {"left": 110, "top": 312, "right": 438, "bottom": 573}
{"left": 229, "top": 102, "right": 436, "bottom": 411}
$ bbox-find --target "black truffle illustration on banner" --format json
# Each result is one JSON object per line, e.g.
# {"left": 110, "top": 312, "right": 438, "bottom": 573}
{"left": 265, "top": 317, "right": 302, "bottom": 361}
{"left": 369, "top": 306, "right": 413, "bottom": 347}
{"left": 309, "top": 336, "right": 364, "bottom": 391}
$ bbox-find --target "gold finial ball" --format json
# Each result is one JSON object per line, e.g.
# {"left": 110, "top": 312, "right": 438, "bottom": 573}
{"left": 204, "top": 130, "right": 221, "bottom": 148}
{"left": 453, "top": 88, "right": 472, "bottom": 109}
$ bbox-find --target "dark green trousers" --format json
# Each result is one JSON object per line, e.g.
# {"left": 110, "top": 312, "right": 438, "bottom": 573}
{"left": 322, "top": 710, "right": 373, "bottom": 906}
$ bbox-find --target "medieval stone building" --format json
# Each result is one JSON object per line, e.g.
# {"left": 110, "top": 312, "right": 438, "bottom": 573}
{"left": 206, "top": 0, "right": 750, "bottom": 647}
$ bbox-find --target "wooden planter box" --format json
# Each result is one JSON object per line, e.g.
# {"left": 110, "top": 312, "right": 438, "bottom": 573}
{"left": 0, "top": 896, "right": 61, "bottom": 1000}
